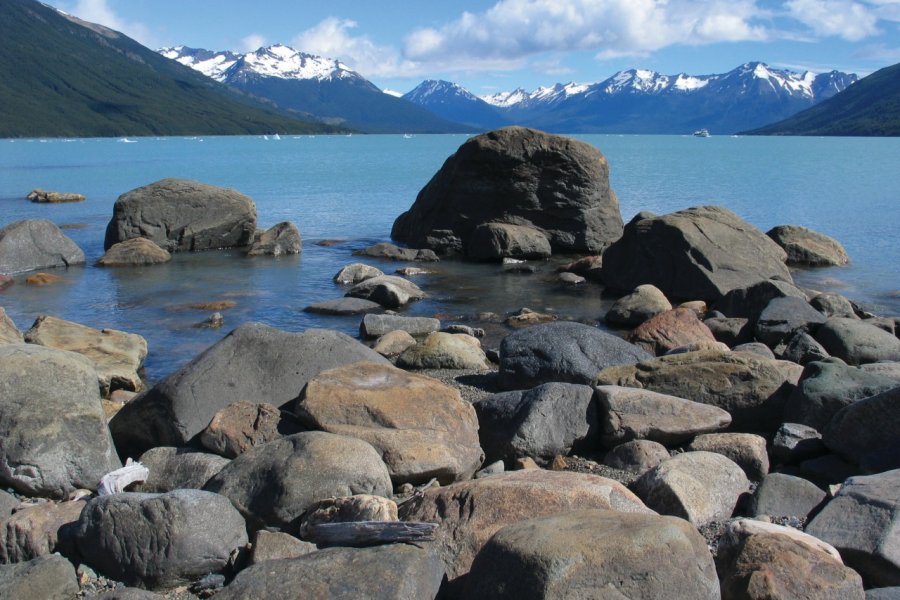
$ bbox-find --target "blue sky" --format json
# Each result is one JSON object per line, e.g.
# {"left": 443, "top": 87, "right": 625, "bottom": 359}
{"left": 49, "top": 0, "right": 900, "bottom": 95}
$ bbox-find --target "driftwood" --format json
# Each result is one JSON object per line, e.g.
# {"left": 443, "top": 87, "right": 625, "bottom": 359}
{"left": 97, "top": 459, "right": 149, "bottom": 496}
{"left": 304, "top": 521, "right": 438, "bottom": 547}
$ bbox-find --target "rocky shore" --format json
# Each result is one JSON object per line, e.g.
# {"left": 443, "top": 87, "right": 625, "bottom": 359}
{"left": 1, "top": 127, "right": 899, "bottom": 599}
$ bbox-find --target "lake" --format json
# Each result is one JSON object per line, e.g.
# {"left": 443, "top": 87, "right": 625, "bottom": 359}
{"left": 1, "top": 133, "right": 898, "bottom": 383}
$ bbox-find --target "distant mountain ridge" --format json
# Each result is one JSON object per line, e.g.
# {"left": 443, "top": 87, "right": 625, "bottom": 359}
{"left": 403, "top": 63, "right": 857, "bottom": 134}
{"left": 403, "top": 80, "right": 511, "bottom": 129}
{"left": 161, "top": 45, "right": 472, "bottom": 133}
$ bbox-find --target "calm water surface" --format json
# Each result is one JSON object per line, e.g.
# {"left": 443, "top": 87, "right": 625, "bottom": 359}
{"left": 1, "top": 134, "right": 897, "bottom": 382}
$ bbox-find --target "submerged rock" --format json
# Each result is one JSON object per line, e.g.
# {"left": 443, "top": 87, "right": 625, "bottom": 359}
{"left": 352, "top": 242, "right": 438, "bottom": 262}
{"left": 345, "top": 275, "right": 426, "bottom": 309}
{"left": 97, "top": 238, "right": 171, "bottom": 267}
{"left": 27, "top": 189, "right": 85, "bottom": 203}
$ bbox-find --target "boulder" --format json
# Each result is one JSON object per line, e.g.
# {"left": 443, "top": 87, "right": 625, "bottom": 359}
{"left": 249, "top": 530, "right": 316, "bottom": 565}
{"left": 558, "top": 255, "right": 603, "bottom": 281}
{"left": 246, "top": 221, "right": 301, "bottom": 256}
{"left": 0, "top": 499, "right": 86, "bottom": 563}
{"left": 109, "top": 324, "right": 389, "bottom": 457}
{"left": 811, "top": 292, "right": 858, "bottom": 319}
{"left": 665, "top": 339, "right": 731, "bottom": 355}
{"left": 24, "top": 315, "right": 148, "bottom": 396}
{"left": 464, "top": 510, "right": 720, "bottom": 600}
{"left": 750, "top": 473, "right": 827, "bottom": 519}
{"left": 297, "top": 495, "right": 398, "bottom": 538}
{"left": 398, "top": 470, "right": 652, "bottom": 582}
{"left": 85, "top": 588, "right": 165, "bottom": 599}
{"left": 772, "top": 422, "right": 826, "bottom": 464}
{"left": 806, "top": 469, "right": 900, "bottom": 587}
{"left": 359, "top": 313, "right": 440, "bottom": 339}
{"left": 295, "top": 362, "right": 483, "bottom": 484}
{"left": 75, "top": 490, "right": 248, "bottom": 590}
{"left": 605, "top": 284, "right": 672, "bottom": 327}
{"left": 0, "top": 307, "right": 23, "bottom": 345}
{"left": 466, "top": 222, "right": 552, "bottom": 261}
{"left": 372, "top": 330, "right": 417, "bottom": 357}
{"left": 766, "top": 224, "right": 850, "bottom": 267}
{"left": 595, "top": 385, "right": 731, "bottom": 448}
{"left": 824, "top": 386, "right": 900, "bottom": 471}
{"left": 303, "top": 297, "right": 382, "bottom": 316}
{"left": 725, "top": 518, "right": 843, "bottom": 563}
{"left": 866, "top": 588, "right": 900, "bottom": 599}
{"left": 333, "top": 263, "right": 384, "bottom": 285}
{"left": 0, "top": 219, "right": 85, "bottom": 275}
{"left": 632, "top": 451, "right": 750, "bottom": 527}
{"left": 602, "top": 206, "right": 792, "bottom": 302}
{"left": 815, "top": 317, "right": 900, "bottom": 365}
{"left": 0, "top": 554, "right": 79, "bottom": 600}
{"left": 733, "top": 342, "right": 776, "bottom": 359}
{"left": 602, "top": 439, "right": 670, "bottom": 474}
{"left": 352, "top": 242, "right": 439, "bottom": 262}
{"left": 396, "top": 332, "right": 492, "bottom": 370}
{"left": 717, "top": 279, "right": 808, "bottom": 320}
{"left": 27, "top": 189, "right": 85, "bottom": 203}
{"left": 103, "top": 178, "right": 257, "bottom": 252}
{"left": 473, "top": 382, "right": 599, "bottom": 466}
{"left": 755, "top": 296, "right": 827, "bottom": 346}
{"left": 627, "top": 307, "right": 717, "bottom": 355}
{"left": 687, "top": 433, "right": 769, "bottom": 481}
{"left": 596, "top": 350, "right": 802, "bottom": 431}
{"left": 783, "top": 359, "right": 898, "bottom": 431}
{"left": 704, "top": 316, "right": 753, "bottom": 346}
{"left": 0, "top": 345, "right": 121, "bottom": 498}
{"left": 345, "top": 275, "right": 426, "bottom": 309}
{"left": 392, "top": 126, "right": 623, "bottom": 257}
{"left": 861, "top": 362, "right": 900, "bottom": 380}
{"left": 498, "top": 321, "right": 652, "bottom": 390}
{"left": 203, "top": 432, "right": 392, "bottom": 530}
{"left": 781, "top": 331, "right": 830, "bottom": 365}
{"left": 215, "top": 545, "right": 445, "bottom": 600}
{"left": 200, "top": 401, "right": 300, "bottom": 458}
{"left": 96, "top": 238, "right": 171, "bottom": 267}
{"left": 134, "top": 447, "right": 230, "bottom": 492}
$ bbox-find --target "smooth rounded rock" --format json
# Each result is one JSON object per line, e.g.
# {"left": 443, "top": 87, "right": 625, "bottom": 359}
{"left": 304, "top": 297, "right": 382, "bottom": 316}
{"left": 750, "top": 472, "right": 827, "bottom": 519}
{"left": 0, "top": 219, "right": 85, "bottom": 275}
{"left": 627, "top": 307, "right": 717, "bottom": 355}
{"left": 815, "top": 317, "right": 900, "bottom": 365}
{"left": 602, "top": 439, "right": 670, "bottom": 474}
{"left": 687, "top": 432, "right": 769, "bottom": 480}
{"left": 333, "top": 263, "right": 384, "bottom": 285}
{"left": 200, "top": 401, "right": 299, "bottom": 459}
{"left": 396, "top": 331, "right": 492, "bottom": 370}
{"left": 345, "top": 275, "right": 426, "bottom": 309}
{"left": 135, "top": 447, "right": 230, "bottom": 492}
{"left": 0, "top": 554, "right": 79, "bottom": 600}
{"left": 605, "top": 284, "right": 672, "bottom": 327}
{"left": 97, "top": 237, "right": 171, "bottom": 266}
{"left": 767, "top": 224, "right": 850, "bottom": 267}
{"left": 467, "top": 222, "right": 552, "bottom": 261}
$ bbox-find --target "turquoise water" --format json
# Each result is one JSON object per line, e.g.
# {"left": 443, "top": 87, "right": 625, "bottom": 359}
{"left": 1, "top": 134, "right": 898, "bottom": 382}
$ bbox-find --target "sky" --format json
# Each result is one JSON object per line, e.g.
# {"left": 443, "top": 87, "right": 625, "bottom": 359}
{"left": 48, "top": 0, "right": 900, "bottom": 95}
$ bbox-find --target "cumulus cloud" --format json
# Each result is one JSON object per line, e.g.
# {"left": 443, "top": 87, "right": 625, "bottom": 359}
{"left": 240, "top": 34, "right": 268, "bottom": 52}
{"left": 66, "top": 0, "right": 155, "bottom": 46}
{"left": 785, "top": 0, "right": 881, "bottom": 41}
{"left": 292, "top": 18, "right": 417, "bottom": 77}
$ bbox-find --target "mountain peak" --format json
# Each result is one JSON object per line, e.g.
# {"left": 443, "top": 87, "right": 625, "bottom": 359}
{"left": 405, "top": 80, "right": 480, "bottom": 103}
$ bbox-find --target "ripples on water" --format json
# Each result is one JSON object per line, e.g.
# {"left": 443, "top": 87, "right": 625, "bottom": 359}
{"left": 1, "top": 134, "right": 897, "bottom": 383}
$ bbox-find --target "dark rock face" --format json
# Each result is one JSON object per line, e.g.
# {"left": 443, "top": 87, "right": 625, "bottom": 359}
{"left": 749, "top": 472, "right": 827, "bottom": 519}
{"left": 717, "top": 279, "right": 808, "bottom": 320}
{"left": 109, "top": 323, "right": 389, "bottom": 458}
{"left": 602, "top": 206, "right": 792, "bottom": 302}
{"left": 0, "top": 219, "right": 85, "bottom": 275}
{"left": 466, "top": 223, "right": 552, "bottom": 261}
{"left": 0, "top": 554, "right": 79, "bottom": 600}
{"left": 824, "top": 386, "right": 900, "bottom": 471}
{"left": 75, "top": 490, "right": 248, "bottom": 590}
{"left": 103, "top": 178, "right": 257, "bottom": 252}
{"left": 767, "top": 224, "right": 849, "bottom": 266}
{"left": 135, "top": 447, "right": 230, "bottom": 492}
{"left": 498, "top": 321, "right": 652, "bottom": 390}
{"left": 391, "top": 127, "right": 624, "bottom": 257}
{"left": 755, "top": 296, "right": 827, "bottom": 346}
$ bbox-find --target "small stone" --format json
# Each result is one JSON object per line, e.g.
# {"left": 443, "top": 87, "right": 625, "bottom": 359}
{"left": 474, "top": 460, "right": 505, "bottom": 478}
{"left": 504, "top": 307, "right": 557, "bottom": 327}
{"left": 549, "top": 455, "right": 569, "bottom": 471}
{"left": 514, "top": 457, "right": 540, "bottom": 470}
{"left": 25, "top": 272, "right": 62, "bottom": 285}
{"left": 333, "top": 263, "right": 384, "bottom": 285}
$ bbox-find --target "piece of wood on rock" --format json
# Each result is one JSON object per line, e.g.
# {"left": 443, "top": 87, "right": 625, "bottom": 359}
{"left": 295, "top": 361, "right": 484, "bottom": 484}
{"left": 0, "top": 219, "right": 85, "bottom": 276}
{"left": 297, "top": 495, "right": 398, "bottom": 539}
{"left": 24, "top": 315, "right": 148, "bottom": 396}
{"left": 464, "top": 510, "right": 721, "bottom": 600}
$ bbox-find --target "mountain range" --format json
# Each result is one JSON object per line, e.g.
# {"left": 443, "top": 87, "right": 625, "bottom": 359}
{"left": 0, "top": 0, "right": 335, "bottom": 138}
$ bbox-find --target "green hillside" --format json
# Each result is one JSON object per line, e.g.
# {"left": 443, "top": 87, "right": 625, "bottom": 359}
{"left": 0, "top": 0, "right": 340, "bottom": 137}
{"left": 745, "top": 62, "right": 900, "bottom": 136}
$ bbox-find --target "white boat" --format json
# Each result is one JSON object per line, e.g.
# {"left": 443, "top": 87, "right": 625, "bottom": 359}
{"left": 693, "top": 129, "right": 710, "bottom": 137}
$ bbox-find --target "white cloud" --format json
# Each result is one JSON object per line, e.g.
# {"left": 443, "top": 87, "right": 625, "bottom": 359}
{"left": 66, "top": 0, "right": 155, "bottom": 47}
{"left": 292, "top": 18, "right": 417, "bottom": 77}
{"left": 785, "top": 0, "right": 881, "bottom": 41}
{"left": 240, "top": 34, "right": 268, "bottom": 53}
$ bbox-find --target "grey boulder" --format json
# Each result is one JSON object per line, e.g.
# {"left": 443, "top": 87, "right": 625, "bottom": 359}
{"left": 749, "top": 472, "right": 827, "bottom": 519}
{"left": 766, "top": 224, "right": 850, "bottom": 266}
{"left": 605, "top": 284, "right": 672, "bottom": 327}
{"left": 815, "top": 317, "right": 900, "bottom": 365}
{"left": 0, "top": 554, "right": 79, "bottom": 600}
{"left": 0, "top": 307, "right": 23, "bottom": 345}
{"left": 687, "top": 432, "right": 769, "bottom": 481}
{"left": 466, "top": 222, "right": 552, "bottom": 261}
{"left": 135, "top": 447, "right": 230, "bottom": 492}
{"left": 0, "top": 219, "right": 85, "bottom": 276}
{"left": 304, "top": 297, "right": 382, "bottom": 316}
{"left": 97, "top": 238, "right": 171, "bottom": 267}
{"left": 755, "top": 296, "right": 827, "bottom": 346}
{"left": 781, "top": 331, "right": 830, "bottom": 365}
{"left": 824, "top": 386, "right": 900, "bottom": 471}
{"left": 246, "top": 221, "right": 301, "bottom": 256}
{"left": 359, "top": 313, "right": 440, "bottom": 338}
{"left": 345, "top": 275, "right": 426, "bottom": 309}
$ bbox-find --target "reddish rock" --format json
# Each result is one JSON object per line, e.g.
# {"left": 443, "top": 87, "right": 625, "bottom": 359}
{"left": 628, "top": 307, "right": 717, "bottom": 356}
{"left": 200, "top": 401, "right": 298, "bottom": 458}
{"left": 25, "top": 273, "right": 62, "bottom": 285}
{"left": 0, "top": 500, "right": 86, "bottom": 563}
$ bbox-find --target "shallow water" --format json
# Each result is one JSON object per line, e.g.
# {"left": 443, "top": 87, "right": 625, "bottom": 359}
{"left": 1, "top": 134, "right": 897, "bottom": 383}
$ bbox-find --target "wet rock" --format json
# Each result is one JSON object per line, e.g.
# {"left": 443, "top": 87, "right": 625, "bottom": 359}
{"left": 134, "top": 447, "right": 229, "bottom": 492}
{"left": 815, "top": 317, "right": 900, "bottom": 365}
{"left": 824, "top": 386, "right": 900, "bottom": 471}
{"left": 353, "top": 242, "right": 439, "bottom": 262}
{"left": 595, "top": 385, "right": 731, "bottom": 448}
{"left": 767, "top": 224, "right": 850, "bottom": 267}
{"left": 504, "top": 306, "right": 557, "bottom": 327}
{"left": 333, "top": 263, "right": 384, "bottom": 285}
{"left": 557, "top": 271, "right": 585, "bottom": 284}
{"left": 0, "top": 345, "right": 121, "bottom": 498}
{"left": 204, "top": 432, "right": 392, "bottom": 530}
{"left": 27, "top": 189, "right": 85, "bottom": 203}
{"left": 297, "top": 495, "right": 398, "bottom": 538}
{"left": 25, "top": 272, "right": 63, "bottom": 285}
{"left": 345, "top": 275, "right": 426, "bottom": 308}
{"left": 303, "top": 297, "right": 382, "bottom": 316}
{"left": 24, "top": 315, "right": 147, "bottom": 396}
{"left": 397, "top": 331, "right": 492, "bottom": 370}
{"left": 359, "top": 313, "right": 440, "bottom": 339}
{"left": 627, "top": 307, "right": 717, "bottom": 355}
{"left": 772, "top": 422, "right": 826, "bottom": 464}
{"left": 103, "top": 178, "right": 256, "bottom": 252}
{"left": 97, "top": 238, "right": 171, "bottom": 267}
{"left": 0, "top": 307, "right": 23, "bottom": 345}
{"left": 605, "top": 284, "right": 672, "bottom": 327}
{"left": 602, "top": 439, "right": 670, "bottom": 474}
{"left": 750, "top": 472, "right": 827, "bottom": 519}
{"left": 632, "top": 451, "right": 750, "bottom": 527}
{"left": 498, "top": 321, "right": 651, "bottom": 390}
{"left": 392, "top": 127, "right": 624, "bottom": 256}
{"left": 0, "top": 499, "right": 86, "bottom": 563}
{"left": 372, "top": 330, "right": 416, "bottom": 357}
{"left": 755, "top": 296, "right": 827, "bottom": 346}
{"left": 0, "top": 219, "right": 85, "bottom": 276}
{"left": 465, "top": 510, "right": 720, "bottom": 600}
{"left": 781, "top": 330, "right": 830, "bottom": 364}
{"left": 704, "top": 316, "right": 753, "bottom": 346}
{"left": 399, "top": 470, "right": 651, "bottom": 583}
{"left": 687, "top": 433, "right": 769, "bottom": 481}
{"left": 602, "top": 206, "right": 792, "bottom": 302}
{"left": 0, "top": 554, "right": 79, "bottom": 600}
{"left": 194, "top": 312, "right": 224, "bottom": 329}
{"left": 249, "top": 530, "right": 316, "bottom": 565}
{"left": 557, "top": 255, "right": 603, "bottom": 281}
{"left": 473, "top": 382, "right": 599, "bottom": 466}
{"left": 246, "top": 221, "right": 301, "bottom": 256}
{"left": 75, "top": 490, "right": 248, "bottom": 590}
{"left": 109, "top": 324, "right": 388, "bottom": 457}
{"left": 296, "top": 362, "right": 483, "bottom": 484}
{"left": 200, "top": 401, "right": 299, "bottom": 459}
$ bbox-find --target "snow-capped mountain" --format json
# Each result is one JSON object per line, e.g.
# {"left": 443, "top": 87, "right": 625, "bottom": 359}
{"left": 159, "top": 45, "right": 470, "bottom": 133}
{"left": 466, "top": 62, "right": 857, "bottom": 134}
{"left": 402, "top": 80, "right": 510, "bottom": 129}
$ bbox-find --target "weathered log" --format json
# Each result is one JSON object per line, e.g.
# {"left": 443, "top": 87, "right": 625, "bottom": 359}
{"left": 303, "top": 521, "right": 437, "bottom": 547}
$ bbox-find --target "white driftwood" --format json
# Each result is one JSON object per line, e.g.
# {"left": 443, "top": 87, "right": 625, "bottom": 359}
{"left": 304, "top": 521, "right": 438, "bottom": 547}
{"left": 98, "top": 459, "right": 149, "bottom": 496}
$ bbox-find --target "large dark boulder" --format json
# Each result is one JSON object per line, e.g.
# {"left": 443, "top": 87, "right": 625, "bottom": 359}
{"left": 103, "top": 178, "right": 257, "bottom": 252}
{"left": 109, "top": 323, "right": 389, "bottom": 458}
{"left": 0, "top": 219, "right": 85, "bottom": 275}
{"left": 824, "top": 386, "right": 900, "bottom": 471}
{"left": 391, "top": 127, "right": 623, "bottom": 257}
{"left": 498, "top": 321, "right": 652, "bottom": 390}
{"left": 602, "top": 206, "right": 792, "bottom": 302}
